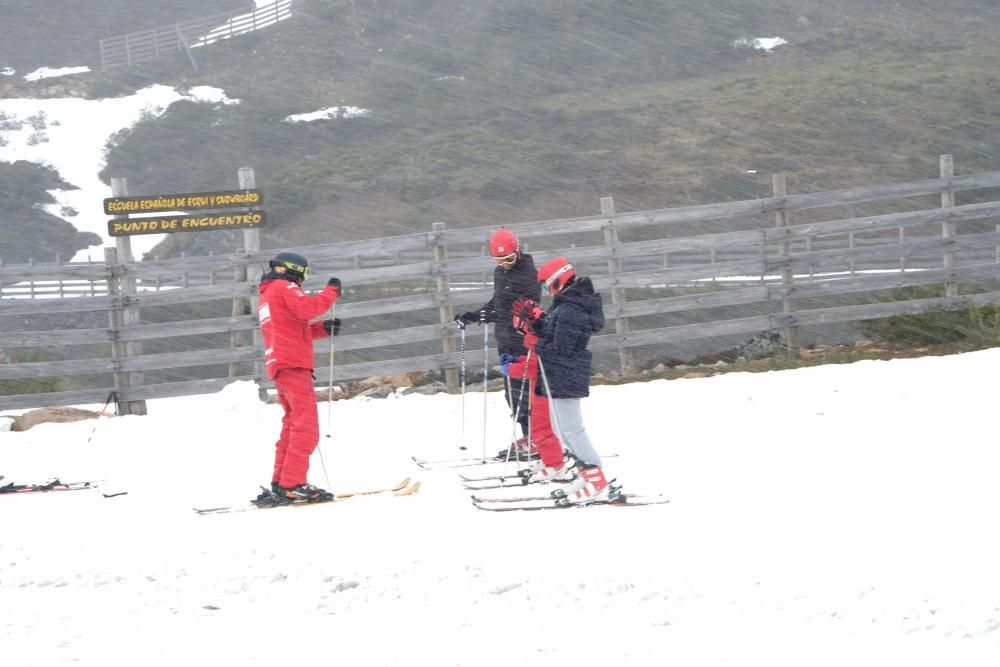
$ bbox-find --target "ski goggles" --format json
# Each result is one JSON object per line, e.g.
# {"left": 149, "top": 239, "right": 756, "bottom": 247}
{"left": 278, "top": 261, "right": 310, "bottom": 278}
{"left": 541, "top": 263, "right": 573, "bottom": 292}
{"left": 492, "top": 252, "right": 517, "bottom": 268}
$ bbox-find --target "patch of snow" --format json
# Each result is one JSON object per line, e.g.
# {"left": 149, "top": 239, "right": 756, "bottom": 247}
{"left": 734, "top": 36, "right": 788, "bottom": 52}
{"left": 0, "top": 85, "right": 242, "bottom": 261}
{"left": 22, "top": 66, "right": 91, "bottom": 82}
{"left": 284, "top": 106, "right": 372, "bottom": 123}
{"left": 186, "top": 86, "right": 240, "bottom": 106}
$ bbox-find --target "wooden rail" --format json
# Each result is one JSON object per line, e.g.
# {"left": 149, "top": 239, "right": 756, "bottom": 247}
{"left": 99, "top": 0, "right": 301, "bottom": 70}
{"left": 3, "top": 159, "right": 1000, "bottom": 412}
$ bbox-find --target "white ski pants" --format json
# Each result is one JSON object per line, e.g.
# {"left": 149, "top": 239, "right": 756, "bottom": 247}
{"left": 549, "top": 398, "right": 602, "bottom": 468}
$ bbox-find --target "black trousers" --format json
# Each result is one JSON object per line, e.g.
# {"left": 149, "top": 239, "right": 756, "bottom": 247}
{"left": 505, "top": 376, "right": 531, "bottom": 438}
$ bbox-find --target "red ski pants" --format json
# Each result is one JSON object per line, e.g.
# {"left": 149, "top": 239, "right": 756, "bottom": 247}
{"left": 516, "top": 353, "right": 564, "bottom": 468}
{"left": 530, "top": 391, "right": 565, "bottom": 468}
{"left": 272, "top": 368, "right": 320, "bottom": 487}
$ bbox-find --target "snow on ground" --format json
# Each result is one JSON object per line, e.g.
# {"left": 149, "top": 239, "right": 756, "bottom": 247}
{"left": 3, "top": 350, "right": 1000, "bottom": 666}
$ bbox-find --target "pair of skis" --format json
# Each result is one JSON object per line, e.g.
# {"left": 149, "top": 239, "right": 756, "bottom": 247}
{"left": 472, "top": 489, "right": 670, "bottom": 512}
{"left": 411, "top": 453, "right": 535, "bottom": 470}
{"left": 193, "top": 477, "right": 420, "bottom": 515}
{"left": 469, "top": 479, "right": 670, "bottom": 511}
{"left": 412, "top": 452, "right": 619, "bottom": 471}
{"left": 451, "top": 469, "right": 670, "bottom": 512}
{"left": 0, "top": 477, "right": 124, "bottom": 497}
{"left": 411, "top": 454, "right": 670, "bottom": 511}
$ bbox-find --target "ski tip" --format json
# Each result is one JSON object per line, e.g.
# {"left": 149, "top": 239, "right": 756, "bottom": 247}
{"left": 395, "top": 480, "right": 421, "bottom": 496}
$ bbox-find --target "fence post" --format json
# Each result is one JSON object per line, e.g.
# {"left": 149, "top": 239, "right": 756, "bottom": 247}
{"left": 433, "top": 222, "right": 459, "bottom": 393}
{"left": 55, "top": 254, "right": 64, "bottom": 298}
{"left": 111, "top": 177, "right": 147, "bottom": 415}
{"left": 232, "top": 167, "right": 260, "bottom": 379}
{"left": 601, "top": 197, "right": 635, "bottom": 376}
{"left": 175, "top": 24, "right": 198, "bottom": 71}
{"left": 104, "top": 247, "right": 144, "bottom": 416}
{"left": 940, "top": 154, "right": 957, "bottom": 298}
{"left": 773, "top": 174, "right": 799, "bottom": 357}
{"left": 105, "top": 248, "right": 126, "bottom": 405}
{"left": 899, "top": 227, "right": 907, "bottom": 272}
{"left": 848, "top": 232, "right": 857, "bottom": 275}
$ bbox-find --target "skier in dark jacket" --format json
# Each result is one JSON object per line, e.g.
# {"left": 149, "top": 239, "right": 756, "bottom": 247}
{"left": 454, "top": 228, "right": 543, "bottom": 458}
{"left": 257, "top": 251, "right": 342, "bottom": 504}
{"left": 513, "top": 256, "right": 616, "bottom": 503}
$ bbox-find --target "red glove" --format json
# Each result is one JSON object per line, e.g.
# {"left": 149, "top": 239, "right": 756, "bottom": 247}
{"left": 512, "top": 298, "right": 544, "bottom": 334}
{"left": 522, "top": 331, "right": 539, "bottom": 349}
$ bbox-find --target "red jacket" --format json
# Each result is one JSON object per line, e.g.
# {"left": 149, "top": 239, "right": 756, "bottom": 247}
{"left": 258, "top": 274, "right": 338, "bottom": 379}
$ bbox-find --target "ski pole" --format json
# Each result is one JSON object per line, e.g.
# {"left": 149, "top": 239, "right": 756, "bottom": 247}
{"left": 481, "top": 309, "right": 489, "bottom": 463}
{"left": 536, "top": 355, "right": 567, "bottom": 460}
{"left": 504, "top": 373, "right": 515, "bottom": 464}
{"left": 85, "top": 390, "right": 118, "bottom": 446}
{"left": 502, "top": 347, "right": 532, "bottom": 475}
{"left": 325, "top": 302, "right": 336, "bottom": 439}
{"left": 459, "top": 323, "right": 467, "bottom": 450}
{"left": 317, "top": 302, "right": 335, "bottom": 491}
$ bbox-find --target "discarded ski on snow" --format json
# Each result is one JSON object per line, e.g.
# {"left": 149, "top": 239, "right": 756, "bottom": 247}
{"left": 1, "top": 478, "right": 102, "bottom": 495}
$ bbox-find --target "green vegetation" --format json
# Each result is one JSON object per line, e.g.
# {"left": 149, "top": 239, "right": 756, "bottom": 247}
{"left": 0, "top": 161, "right": 100, "bottom": 263}
{"left": 4, "top": 0, "right": 999, "bottom": 258}
{"left": 0, "top": 350, "right": 63, "bottom": 396}
{"left": 28, "top": 0, "right": 982, "bottom": 255}
{"left": 860, "top": 286, "right": 1000, "bottom": 347}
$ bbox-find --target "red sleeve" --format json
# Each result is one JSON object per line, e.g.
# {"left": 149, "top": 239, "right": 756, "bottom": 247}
{"left": 308, "top": 320, "right": 328, "bottom": 340}
{"left": 278, "top": 283, "right": 338, "bottom": 322}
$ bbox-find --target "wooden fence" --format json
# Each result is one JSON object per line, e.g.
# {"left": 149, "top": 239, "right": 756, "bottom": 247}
{"left": 3, "top": 156, "right": 1000, "bottom": 413}
{"left": 99, "top": 0, "right": 301, "bottom": 71}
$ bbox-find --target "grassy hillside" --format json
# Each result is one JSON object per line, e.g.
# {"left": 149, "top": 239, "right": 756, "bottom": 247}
{"left": 6, "top": 0, "right": 1000, "bottom": 259}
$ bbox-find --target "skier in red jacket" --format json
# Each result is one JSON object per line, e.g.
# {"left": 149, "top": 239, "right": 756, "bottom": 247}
{"left": 257, "top": 251, "right": 342, "bottom": 503}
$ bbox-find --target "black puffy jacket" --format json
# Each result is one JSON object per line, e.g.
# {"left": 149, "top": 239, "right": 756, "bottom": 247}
{"left": 479, "top": 253, "right": 541, "bottom": 356}
{"left": 534, "top": 277, "right": 605, "bottom": 398}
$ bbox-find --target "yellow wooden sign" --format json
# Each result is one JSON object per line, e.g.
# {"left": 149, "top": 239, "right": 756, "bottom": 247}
{"left": 108, "top": 211, "right": 266, "bottom": 236}
{"left": 103, "top": 189, "right": 262, "bottom": 215}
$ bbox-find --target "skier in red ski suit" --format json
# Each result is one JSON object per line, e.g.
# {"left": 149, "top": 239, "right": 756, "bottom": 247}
{"left": 257, "top": 251, "right": 342, "bottom": 501}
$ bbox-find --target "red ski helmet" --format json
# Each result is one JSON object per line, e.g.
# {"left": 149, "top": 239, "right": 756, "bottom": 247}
{"left": 489, "top": 228, "right": 520, "bottom": 268}
{"left": 538, "top": 256, "right": 575, "bottom": 296}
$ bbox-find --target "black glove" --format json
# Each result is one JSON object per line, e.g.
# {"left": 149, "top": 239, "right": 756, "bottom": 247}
{"left": 322, "top": 318, "right": 342, "bottom": 335}
{"left": 327, "top": 277, "right": 342, "bottom": 296}
{"left": 454, "top": 311, "right": 481, "bottom": 329}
